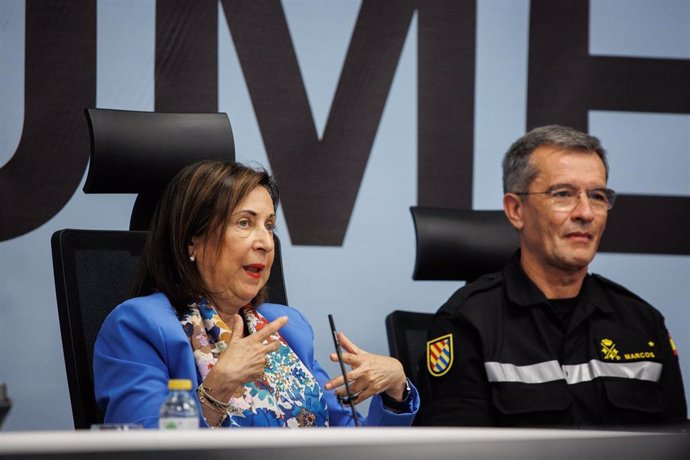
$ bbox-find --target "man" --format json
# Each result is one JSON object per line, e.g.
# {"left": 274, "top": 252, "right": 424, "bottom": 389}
{"left": 418, "top": 125, "right": 687, "bottom": 428}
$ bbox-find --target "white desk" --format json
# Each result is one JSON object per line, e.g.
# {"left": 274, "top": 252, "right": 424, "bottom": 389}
{"left": 0, "top": 427, "right": 688, "bottom": 459}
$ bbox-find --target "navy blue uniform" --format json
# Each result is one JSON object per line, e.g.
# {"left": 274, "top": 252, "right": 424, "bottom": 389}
{"left": 419, "top": 253, "right": 687, "bottom": 428}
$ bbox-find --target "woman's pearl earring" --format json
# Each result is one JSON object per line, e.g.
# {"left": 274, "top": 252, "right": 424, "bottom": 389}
{"left": 189, "top": 255, "right": 195, "bottom": 262}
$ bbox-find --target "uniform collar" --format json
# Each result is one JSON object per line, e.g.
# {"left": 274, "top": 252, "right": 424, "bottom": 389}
{"left": 503, "top": 251, "right": 548, "bottom": 307}
{"left": 581, "top": 275, "right": 615, "bottom": 314}
{"left": 503, "top": 250, "right": 614, "bottom": 315}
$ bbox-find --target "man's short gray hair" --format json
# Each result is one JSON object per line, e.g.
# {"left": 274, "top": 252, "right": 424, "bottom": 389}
{"left": 502, "top": 125, "right": 608, "bottom": 193}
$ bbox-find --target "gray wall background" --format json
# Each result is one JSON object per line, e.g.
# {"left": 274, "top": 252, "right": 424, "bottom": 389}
{"left": 0, "top": 0, "right": 688, "bottom": 430}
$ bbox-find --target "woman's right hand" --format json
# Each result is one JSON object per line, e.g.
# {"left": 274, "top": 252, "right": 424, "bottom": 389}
{"left": 202, "top": 314, "right": 288, "bottom": 398}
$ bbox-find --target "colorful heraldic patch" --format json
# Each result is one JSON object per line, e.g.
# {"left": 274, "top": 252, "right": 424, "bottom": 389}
{"left": 669, "top": 334, "right": 679, "bottom": 356}
{"left": 427, "top": 334, "right": 453, "bottom": 377}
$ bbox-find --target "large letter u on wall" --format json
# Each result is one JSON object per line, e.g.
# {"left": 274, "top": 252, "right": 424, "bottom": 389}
{"left": 0, "top": 1, "right": 96, "bottom": 242}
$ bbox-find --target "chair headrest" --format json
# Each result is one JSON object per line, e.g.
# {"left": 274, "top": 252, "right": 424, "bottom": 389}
{"left": 411, "top": 207, "right": 519, "bottom": 282}
{"left": 84, "top": 108, "right": 234, "bottom": 194}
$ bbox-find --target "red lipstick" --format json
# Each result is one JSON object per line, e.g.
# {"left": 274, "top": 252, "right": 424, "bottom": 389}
{"left": 244, "top": 264, "right": 265, "bottom": 279}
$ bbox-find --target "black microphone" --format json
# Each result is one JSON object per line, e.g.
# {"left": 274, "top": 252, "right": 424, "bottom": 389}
{"left": 328, "top": 314, "right": 360, "bottom": 427}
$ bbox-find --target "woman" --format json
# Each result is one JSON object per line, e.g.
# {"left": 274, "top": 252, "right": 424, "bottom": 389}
{"left": 94, "top": 160, "right": 418, "bottom": 428}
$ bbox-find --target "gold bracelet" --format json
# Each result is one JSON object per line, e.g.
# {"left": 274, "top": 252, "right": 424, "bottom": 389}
{"left": 197, "top": 384, "right": 231, "bottom": 411}
{"left": 198, "top": 394, "right": 225, "bottom": 414}
{"left": 201, "top": 409, "right": 228, "bottom": 429}
{"left": 198, "top": 391, "right": 228, "bottom": 428}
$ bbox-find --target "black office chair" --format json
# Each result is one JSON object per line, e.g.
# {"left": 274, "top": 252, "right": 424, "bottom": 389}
{"left": 385, "top": 207, "right": 519, "bottom": 400}
{"left": 51, "top": 229, "right": 147, "bottom": 429}
{"left": 51, "top": 108, "right": 288, "bottom": 429}
{"left": 385, "top": 310, "right": 435, "bottom": 388}
{"left": 409, "top": 207, "right": 519, "bottom": 282}
{"left": 0, "top": 382, "right": 10, "bottom": 429}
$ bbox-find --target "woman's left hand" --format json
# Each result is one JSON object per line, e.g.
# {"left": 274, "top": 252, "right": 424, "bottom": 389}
{"left": 324, "top": 332, "right": 408, "bottom": 404}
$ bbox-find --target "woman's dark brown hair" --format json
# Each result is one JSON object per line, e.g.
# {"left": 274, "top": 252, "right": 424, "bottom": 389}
{"left": 132, "top": 160, "right": 279, "bottom": 317}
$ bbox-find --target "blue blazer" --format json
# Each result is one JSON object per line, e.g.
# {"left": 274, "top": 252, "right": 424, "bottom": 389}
{"left": 94, "top": 292, "right": 419, "bottom": 428}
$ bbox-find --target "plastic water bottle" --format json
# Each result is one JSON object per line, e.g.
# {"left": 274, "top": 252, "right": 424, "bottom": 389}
{"left": 159, "top": 379, "right": 199, "bottom": 429}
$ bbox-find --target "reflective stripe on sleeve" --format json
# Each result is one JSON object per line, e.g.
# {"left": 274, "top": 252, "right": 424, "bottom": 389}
{"left": 484, "top": 360, "right": 564, "bottom": 384}
{"left": 484, "top": 359, "right": 663, "bottom": 384}
{"left": 563, "top": 359, "right": 662, "bottom": 384}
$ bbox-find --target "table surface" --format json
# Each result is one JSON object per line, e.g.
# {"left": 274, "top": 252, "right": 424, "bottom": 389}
{"left": 0, "top": 427, "right": 688, "bottom": 460}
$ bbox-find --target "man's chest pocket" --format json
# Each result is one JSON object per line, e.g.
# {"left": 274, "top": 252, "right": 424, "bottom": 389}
{"left": 491, "top": 382, "right": 572, "bottom": 426}
{"left": 603, "top": 379, "right": 664, "bottom": 414}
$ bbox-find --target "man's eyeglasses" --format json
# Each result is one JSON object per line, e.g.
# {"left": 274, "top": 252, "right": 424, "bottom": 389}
{"left": 512, "top": 186, "right": 616, "bottom": 212}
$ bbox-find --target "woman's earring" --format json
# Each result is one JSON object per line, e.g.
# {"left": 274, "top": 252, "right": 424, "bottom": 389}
{"left": 189, "top": 255, "right": 196, "bottom": 262}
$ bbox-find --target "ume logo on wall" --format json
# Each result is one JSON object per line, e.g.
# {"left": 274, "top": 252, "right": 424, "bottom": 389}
{"left": 0, "top": 1, "right": 687, "bottom": 255}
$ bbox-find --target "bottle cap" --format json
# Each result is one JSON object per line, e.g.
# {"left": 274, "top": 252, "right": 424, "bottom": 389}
{"left": 167, "top": 379, "right": 192, "bottom": 391}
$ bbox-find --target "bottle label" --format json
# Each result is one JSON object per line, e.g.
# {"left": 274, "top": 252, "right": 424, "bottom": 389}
{"left": 159, "top": 417, "right": 199, "bottom": 430}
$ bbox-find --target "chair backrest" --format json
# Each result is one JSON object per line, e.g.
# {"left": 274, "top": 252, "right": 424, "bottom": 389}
{"left": 385, "top": 310, "right": 434, "bottom": 388}
{"left": 410, "top": 207, "right": 519, "bottom": 282}
{"left": 385, "top": 207, "right": 519, "bottom": 402}
{"left": 51, "top": 229, "right": 146, "bottom": 429}
{"left": 51, "top": 229, "right": 289, "bottom": 429}
{"left": 84, "top": 108, "right": 234, "bottom": 230}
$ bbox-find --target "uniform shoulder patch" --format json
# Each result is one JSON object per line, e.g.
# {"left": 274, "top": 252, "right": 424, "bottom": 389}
{"left": 427, "top": 334, "right": 453, "bottom": 377}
